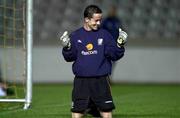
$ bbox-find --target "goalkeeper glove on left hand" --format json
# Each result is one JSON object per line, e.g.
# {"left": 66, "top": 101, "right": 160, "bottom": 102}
{"left": 117, "top": 28, "right": 128, "bottom": 47}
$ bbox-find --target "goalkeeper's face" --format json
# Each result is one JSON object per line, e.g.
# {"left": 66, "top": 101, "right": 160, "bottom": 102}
{"left": 86, "top": 13, "right": 102, "bottom": 30}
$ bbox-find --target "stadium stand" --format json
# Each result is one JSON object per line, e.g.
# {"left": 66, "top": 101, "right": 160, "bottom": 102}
{"left": 33, "top": 0, "right": 180, "bottom": 45}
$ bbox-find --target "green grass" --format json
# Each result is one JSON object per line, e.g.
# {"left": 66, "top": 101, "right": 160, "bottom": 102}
{"left": 0, "top": 84, "right": 180, "bottom": 118}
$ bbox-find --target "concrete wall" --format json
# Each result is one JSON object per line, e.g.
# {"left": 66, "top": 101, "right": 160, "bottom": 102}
{"left": 1, "top": 40, "right": 180, "bottom": 83}
{"left": 32, "top": 42, "right": 180, "bottom": 83}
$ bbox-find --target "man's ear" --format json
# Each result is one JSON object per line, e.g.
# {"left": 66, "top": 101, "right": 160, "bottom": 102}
{"left": 85, "top": 18, "right": 90, "bottom": 23}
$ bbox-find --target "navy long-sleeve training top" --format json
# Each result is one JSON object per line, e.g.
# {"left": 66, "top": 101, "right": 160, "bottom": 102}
{"left": 62, "top": 27, "right": 125, "bottom": 77}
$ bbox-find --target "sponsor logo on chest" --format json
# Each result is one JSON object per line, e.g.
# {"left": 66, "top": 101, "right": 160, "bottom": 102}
{"left": 79, "top": 38, "right": 103, "bottom": 56}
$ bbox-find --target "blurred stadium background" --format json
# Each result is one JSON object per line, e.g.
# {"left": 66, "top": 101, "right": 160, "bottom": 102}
{"left": 0, "top": 0, "right": 179, "bottom": 84}
{"left": 31, "top": 0, "right": 180, "bottom": 83}
{"left": 0, "top": 0, "right": 180, "bottom": 117}
{"left": 0, "top": 0, "right": 179, "bottom": 83}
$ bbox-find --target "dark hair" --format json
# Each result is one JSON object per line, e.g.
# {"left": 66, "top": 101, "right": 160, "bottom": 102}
{"left": 84, "top": 5, "right": 102, "bottom": 18}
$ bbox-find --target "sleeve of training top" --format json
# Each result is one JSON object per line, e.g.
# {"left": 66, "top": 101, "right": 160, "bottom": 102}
{"left": 62, "top": 34, "right": 77, "bottom": 62}
{"left": 104, "top": 31, "right": 125, "bottom": 61}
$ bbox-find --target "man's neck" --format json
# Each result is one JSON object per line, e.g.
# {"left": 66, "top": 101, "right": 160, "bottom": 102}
{"left": 83, "top": 24, "right": 92, "bottom": 31}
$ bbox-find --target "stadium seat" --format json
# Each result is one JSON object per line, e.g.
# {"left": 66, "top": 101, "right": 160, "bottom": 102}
{"left": 33, "top": 0, "right": 180, "bottom": 42}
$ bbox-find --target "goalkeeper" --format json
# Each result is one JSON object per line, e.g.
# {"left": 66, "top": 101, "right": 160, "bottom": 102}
{"left": 59, "top": 5, "right": 127, "bottom": 118}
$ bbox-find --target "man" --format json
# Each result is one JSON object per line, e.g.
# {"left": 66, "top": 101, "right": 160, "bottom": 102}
{"left": 59, "top": 5, "right": 127, "bottom": 118}
{"left": 0, "top": 84, "right": 6, "bottom": 97}
{"left": 101, "top": 5, "right": 124, "bottom": 82}
{"left": 101, "top": 5, "right": 123, "bottom": 40}
{"left": 0, "top": 69, "right": 6, "bottom": 97}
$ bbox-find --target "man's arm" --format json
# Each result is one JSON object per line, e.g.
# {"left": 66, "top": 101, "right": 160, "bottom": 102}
{"left": 59, "top": 31, "right": 77, "bottom": 62}
{"left": 104, "top": 28, "right": 128, "bottom": 61}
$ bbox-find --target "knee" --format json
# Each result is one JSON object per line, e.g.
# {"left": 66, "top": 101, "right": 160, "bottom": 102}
{"left": 100, "top": 112, "right": 112, "bottom": 118}
{"left": 72, "top": 112, "right": 83, "bottom": 118}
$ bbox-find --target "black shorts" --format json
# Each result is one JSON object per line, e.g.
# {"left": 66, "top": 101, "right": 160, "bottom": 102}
{"left": 71, "top": 75, "right": 115, "bottom": 113}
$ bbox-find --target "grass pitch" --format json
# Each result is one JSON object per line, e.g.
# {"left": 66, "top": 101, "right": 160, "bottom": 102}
{"left": 0, "top": 84, "right": 180, "bottom": 118}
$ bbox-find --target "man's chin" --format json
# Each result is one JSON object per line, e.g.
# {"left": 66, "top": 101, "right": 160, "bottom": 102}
{"left": 92, "top": 27, "right": 99, "bottom": 31}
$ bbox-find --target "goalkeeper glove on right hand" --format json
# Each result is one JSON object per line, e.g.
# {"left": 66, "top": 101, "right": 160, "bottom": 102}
{"left": 117, "top": 28, "right": 128, "bottom": 47}
{"left": 59, "top": 31, "right": 71, "bottom": 49}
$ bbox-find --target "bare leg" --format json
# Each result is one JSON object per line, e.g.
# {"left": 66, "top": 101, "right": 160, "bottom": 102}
{"left": 100, "top": 112, "right": 112, "bottom": 118}
{"left": 72, "top": 112, "right": 83, "bottom": 118}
